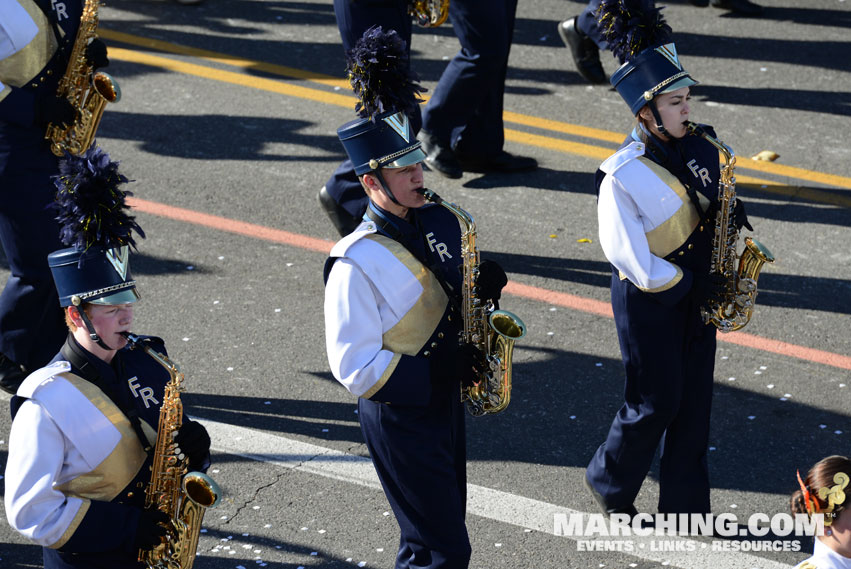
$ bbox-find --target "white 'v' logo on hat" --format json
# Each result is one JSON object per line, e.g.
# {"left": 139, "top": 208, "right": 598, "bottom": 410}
{"left": 383, "top": 112, "right": 410, "bottom": 143}
{"left": 656, "top": 44, "right": 682, "bottom": 70}
{"left": 106, "top": 246, "right": 129, "bottom": 280}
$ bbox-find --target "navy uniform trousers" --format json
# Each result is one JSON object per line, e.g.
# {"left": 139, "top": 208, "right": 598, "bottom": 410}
{"left": 586, "top": 262, "right": 717, "bottom": 515}
{"left": 325, "top": 0, "right": 420, "bottom": 219}
{"left": 358, "top": 377, "right": 470, "bottom": 569}
{"left": 421, "top": 0, "right": 518, "bottom": 161}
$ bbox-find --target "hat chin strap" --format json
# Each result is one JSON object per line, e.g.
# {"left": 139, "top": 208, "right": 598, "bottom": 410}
{"left": 373, "top": 169, "right": 401, "bottom": 206}
{"left": 648, "top": 101, "right": 671, "bottom": 139}
{"left": 76, "top": 307, "right": 114, "bottom": 351}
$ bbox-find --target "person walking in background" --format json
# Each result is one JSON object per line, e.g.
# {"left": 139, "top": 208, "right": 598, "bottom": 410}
{"left": 0, "top": 0, "right": 112, "bottom": 393}
{"left": 417, "top": 0, "right": 537, "bottom": 179}
{"left": 558, "top": 0, "right": 764, "bottom": 85}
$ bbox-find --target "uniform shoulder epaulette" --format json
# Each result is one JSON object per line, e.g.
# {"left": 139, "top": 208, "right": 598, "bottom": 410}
{"left": 329, "top": 220, "right": 380, "bottom": 258}
{"left": 600, "top": 140, "right": 647, "bottom": 176}
{"left": 17, "top": 361, "right": 72, "bottom": 399}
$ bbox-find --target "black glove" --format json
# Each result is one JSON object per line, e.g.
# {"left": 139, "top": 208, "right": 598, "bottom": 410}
{"left": 86, "top": 38, "right": 109, "bottom": 69}
{"left": 133, "top": 508, "right": 170, "bottom": 550}
{"left": 174, "top": 420, "right": 211, "bottom": 470}
{"left": 474, "top": 260, "right": 508, "bottom": 304}
{"left": 692, "top": 272, "right": 727, "bottom": 305}
{"left": 33, "top": 95, "right": 76, "bottom": 127}
{"left": 455, "top": 342, "right": 488, "bottom": 389}
{"left": 733, "top": 199, "right": 753, "bottom": 231}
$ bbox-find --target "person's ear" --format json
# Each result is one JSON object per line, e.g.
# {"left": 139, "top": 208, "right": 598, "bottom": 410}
{"left": 362, "top": 173, "right": 381, "bottom": 193}
{"left": 637, "top": 105, "right": 652, "bottom": 124}
{"left": 67, "top": 306, "right": 84, "bottom": 328}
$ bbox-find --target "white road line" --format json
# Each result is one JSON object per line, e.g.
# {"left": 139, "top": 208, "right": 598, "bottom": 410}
{"left": 200, "top": 417, "right": 795, "bottom": 569}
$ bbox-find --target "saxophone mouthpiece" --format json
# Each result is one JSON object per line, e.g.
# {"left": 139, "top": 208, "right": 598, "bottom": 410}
{"left": 121, "top": 331, "right": 141, "bottom": 347}
{"left": 418, "top": 188, "right": 442, "bottom": 204}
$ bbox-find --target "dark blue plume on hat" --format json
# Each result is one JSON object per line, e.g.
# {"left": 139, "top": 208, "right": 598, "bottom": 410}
{"left": 346, "top": 25, "right": 426, "bottom": 121}
{"left": 597, "top": 0, "right": 672, "bottom": 64}
{"left": 52, "top": 144, "right": 145, "bottom": 254}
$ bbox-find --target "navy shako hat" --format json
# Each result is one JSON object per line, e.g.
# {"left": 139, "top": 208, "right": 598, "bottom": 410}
{"left": 598, "top": 0, "right": 698, "bottom": 115}
{"left": 49, "top": 245, "right": 139, "bottom": 307}
{"left": 338, "top": 110, "right": 426, "bottom": 175}
{"left": 337, "top": 26, "right": 426, "bottom": 175}
{"left": 48, "top": 145, "right": 145, "bottom": 307}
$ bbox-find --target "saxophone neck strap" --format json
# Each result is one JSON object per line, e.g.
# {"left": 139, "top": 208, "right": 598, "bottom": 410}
{"left": 61, "top": 337, "right": 153, "bottom": 454}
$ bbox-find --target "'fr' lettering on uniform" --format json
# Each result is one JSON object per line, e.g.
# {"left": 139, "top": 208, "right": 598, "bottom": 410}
{"left": 128, "top": 376, "right": 159, "bottom": 409}
{"left": 425, "top": 232, "right": 452, "bottom": 262}
{"left": 687, "top": 159, "right": 712, "bottom": 188}
{"left": 51, "top": 0, "right": 68, "bottom": 21}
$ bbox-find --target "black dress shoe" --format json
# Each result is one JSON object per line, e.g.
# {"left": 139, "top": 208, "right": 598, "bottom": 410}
{"left": 417, "top": 130, "right": 462, "bottom": 179}
{"left": 318, "top": 186, "right": 361, "bottom": 237}
{"left": 690, "top": 0, "right": 710, "bottom": 6}
{"left": 0, "top": 352, "right": 28, "bottom": 395}
{"left": 583, "top": 474, "right": 639, "bottom": 518}
{"left": 711, "top": 0, "right": 763, "bottom": 15}
{"left": 456, "top": 150, "right": 537, "bottom": 174}
{"left": 557, "top": 17, "right": 607, "bottom": 85}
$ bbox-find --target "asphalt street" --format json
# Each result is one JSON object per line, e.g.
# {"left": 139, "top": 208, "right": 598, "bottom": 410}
{"left": 1, "top": 0, "right": 850, "bottom": 568}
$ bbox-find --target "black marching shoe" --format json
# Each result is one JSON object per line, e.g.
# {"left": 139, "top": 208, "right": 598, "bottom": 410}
{"left": 557, "top": 17, "right": 607, "bottom": 85}
{"left": 318, "top": 186, "right": 361, "bottom": 237}
{"left": 690, "top": 0, "right": 710, "bottom": 6}
{"left": 417, "top": 130, "right": 462, "bottom": 179}
{"left": 711, "top": 0, "right": 763, "bottom": 15}
{"left": 0, "top": 352, "right": 28, "bottom": 395}
{"left": 583, "top": 473, "right": 639, "bottom": 518}
{"left": 455, "top": 150, "right": 537, "bottom": 174}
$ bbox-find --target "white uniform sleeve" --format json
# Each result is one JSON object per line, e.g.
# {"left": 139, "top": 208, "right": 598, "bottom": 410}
{"left": 4, "top": 399, "right": 86, "bottom": 547}
{"left": 598, "top": 172, "right": 681, "bottom": 290}
{"left": 0, "top": 0, "right": 40, "bottom": 93}
{"left": 324, "top": 258, "right": 397, "bottom": 397}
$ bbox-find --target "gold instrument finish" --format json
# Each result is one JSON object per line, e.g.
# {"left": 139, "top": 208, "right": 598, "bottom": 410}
{"left": 686, "top": 122, "right": 775, "bottom": 333}
{"left": 420, "top": 189, "right": 526, "bottom": 416}
{"left": 44, "top": 0, "right": 121, "bottom": 157}
{"left": 124, "top": 333, "right": 221, "bottom": 569}
{"left": 409, "top": 0, "right": 450, "bottom": 27}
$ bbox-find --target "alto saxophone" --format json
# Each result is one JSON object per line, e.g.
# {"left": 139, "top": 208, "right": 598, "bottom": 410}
{"left": 123, "top": 333, "right": 221, "bottom": 569}
{"left": 409, "top": 0, "right": 450, "bottom": 27}
{"left": 44, "top": 0, "right": 120, "bottom": 157}
{"left": 686, "top": 122, "right": 775, "bottom": 332}
{"left": 420, "top": 189, "right": 526, "bottom": 416}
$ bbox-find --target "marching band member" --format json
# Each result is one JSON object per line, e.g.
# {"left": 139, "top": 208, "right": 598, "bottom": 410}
{"left": 0, "top": 0, "right": 111, "bottom": 393}
{"left": 4, "top": 148, "right": 211, "bottom": 569}
{"left": 791, "top": 456, "right": 851, "bottom": 568}
{"left": 583, "top": 1, "right": 753, "bottom": 518}
{"left": 323, "top": 27, "right": 506, "bottom": 569}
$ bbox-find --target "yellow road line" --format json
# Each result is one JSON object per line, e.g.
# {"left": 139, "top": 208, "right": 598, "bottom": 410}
{"left": 102, "top": 30, "right": 851, "bottom": 197}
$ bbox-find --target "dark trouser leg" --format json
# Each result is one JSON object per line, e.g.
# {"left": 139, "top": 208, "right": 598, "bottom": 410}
{"left": 421, "top": 0, "right": 515, "bottom": 157}
{"left": 0, "top": 169, "right": 66, "bottom": 370}
{"left": 586, "top": 276, "right": 692, "bottom": 510}
{"left": 358, "top": 386, "right": 470, "bottom": 569}
{"left": 658, "top": 319, "right": 716, "bottom": 514}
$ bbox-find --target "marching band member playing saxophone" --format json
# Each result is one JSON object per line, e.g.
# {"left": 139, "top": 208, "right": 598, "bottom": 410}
{"left": 583, "top": 1, "right": 754, "bottom": 519}
{"left": 3, "top": 148, "right": 211, "bottom": 569}
{"left": 323, "top": 27, "right": 506, "bottom": 569}
{"left": 0, "top": 0, "right": 111, "bottom": 393}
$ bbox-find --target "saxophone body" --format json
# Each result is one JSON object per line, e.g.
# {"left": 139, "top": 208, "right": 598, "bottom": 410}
{"left": 686, "top": 122, "right": 775, "bottom": 333}
{"left": 124, "top": 333, "right": 221, "bottom": 569}
{"left": 409, "top": 0, "right": 450, "bottom": 27}
{"left": 420, "top": 189, "right": 526, "bottom": 416}
{"left": 44, "top": 0, "right": 120, "bottom": 157}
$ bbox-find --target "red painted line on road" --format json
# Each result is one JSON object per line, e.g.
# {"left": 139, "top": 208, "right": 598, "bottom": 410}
{"left": 129, "top": 197, "right": 851, "bottom": 372}
{"left": 128, "top": 197, "right": 334, "bottom": 254}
